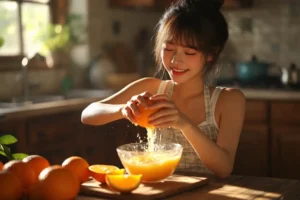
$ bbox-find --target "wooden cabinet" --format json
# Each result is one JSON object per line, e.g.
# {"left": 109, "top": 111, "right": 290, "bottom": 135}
{"left": 233, "top": 99, "right": 300, "bottom": 180}
{"left": 26, "top": 111, "right": 82, "bottom": 164}
{"left": 233, "top": 100, "right": 269, "bottom": 176}
{"left": 271, "top": 126, "right": 300, "bottom": 179}
{"left": 233, "top": 124, "right": 269, "bottom": 176}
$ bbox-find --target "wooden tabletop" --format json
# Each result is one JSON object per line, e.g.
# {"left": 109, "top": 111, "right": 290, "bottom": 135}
{"left": 76, "top": 172, "right": 300, "bottom": 200}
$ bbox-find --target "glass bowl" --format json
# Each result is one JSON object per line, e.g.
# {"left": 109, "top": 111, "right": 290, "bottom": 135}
{"left": 117, "top": 142, "right": 183, "bottom": 182}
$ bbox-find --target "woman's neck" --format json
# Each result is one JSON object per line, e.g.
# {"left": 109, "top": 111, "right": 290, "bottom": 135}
{"left": 172, "top": 78, "right": 205, "bottom": 99}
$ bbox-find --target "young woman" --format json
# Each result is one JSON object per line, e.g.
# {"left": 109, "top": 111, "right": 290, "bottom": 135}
{"left": 81, "top": 0, "right": 245, "bottom": 178}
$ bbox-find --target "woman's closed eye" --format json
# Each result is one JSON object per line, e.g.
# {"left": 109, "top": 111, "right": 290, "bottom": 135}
{"left": 164, "top": 48, "right": 173, "bottom": 51}
{"left": 185, "top": 50, "right": 197, "bottom": 55}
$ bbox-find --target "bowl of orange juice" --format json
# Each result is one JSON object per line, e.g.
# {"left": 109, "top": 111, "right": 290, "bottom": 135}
{"left": 117, "top": 142, "right": 183, "bottom": 183}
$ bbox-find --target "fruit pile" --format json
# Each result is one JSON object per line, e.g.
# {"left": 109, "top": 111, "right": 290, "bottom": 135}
{"left": 0, "top": 155, "right": 142, "bottom": 200}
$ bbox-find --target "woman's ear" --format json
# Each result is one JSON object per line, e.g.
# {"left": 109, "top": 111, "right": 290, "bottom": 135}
{"left": 206, "top": 54, "right": 213, "bottom": 62}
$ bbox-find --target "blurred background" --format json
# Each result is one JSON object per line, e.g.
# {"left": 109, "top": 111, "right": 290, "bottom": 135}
{"left": 0, "top": 0, "right": 300, "bottom": 98}
{"left": 0, "top": 0, "right": 300, "bottom": 180}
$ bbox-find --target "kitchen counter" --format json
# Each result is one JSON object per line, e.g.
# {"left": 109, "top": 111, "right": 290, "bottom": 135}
{"left": 77, "top": 172, "right": 300, "bottom": 200}
{"left": 0, "top": 89, "right": 115, "bottom": 120}
{"left": 240, "top": 88, "right": 300, "bottom": 100}
{"left": 0, "top": 97, "right": 101, "bottom": 120}
{"left": 0, "top": 87, "right": 300, "bottom": 120}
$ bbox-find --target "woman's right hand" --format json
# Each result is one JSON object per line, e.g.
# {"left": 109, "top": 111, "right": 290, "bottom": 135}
{"left": 121, "top": 92, "right": 152, "bottom": 124}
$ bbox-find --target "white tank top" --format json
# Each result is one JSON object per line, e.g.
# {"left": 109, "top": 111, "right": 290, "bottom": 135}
{"left": 156, "top": 80, "right": 223, "bottom": 174}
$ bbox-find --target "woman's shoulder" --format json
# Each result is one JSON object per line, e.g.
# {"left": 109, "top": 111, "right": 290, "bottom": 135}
{"left": 114, "top": 77, "right": 164, "bottom": 96}
{"left": 216, "top": 87, "right": 246, "bottom": 109}
{"left": 129, "top": 77, "right": 163, "bottom": 90}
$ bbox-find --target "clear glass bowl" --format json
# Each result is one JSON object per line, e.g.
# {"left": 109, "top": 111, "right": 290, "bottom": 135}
{"left": 117, "top": 142, "right": 183, "bottom": 182}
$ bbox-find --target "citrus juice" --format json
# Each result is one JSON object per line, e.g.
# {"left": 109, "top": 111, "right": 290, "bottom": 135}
{"left": 121, "top": 152, "right": 181, "bottom": 182}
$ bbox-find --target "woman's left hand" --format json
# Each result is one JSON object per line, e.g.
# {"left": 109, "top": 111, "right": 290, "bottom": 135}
{"left": 147, "top": 94, "right": 192, "bottom": 130}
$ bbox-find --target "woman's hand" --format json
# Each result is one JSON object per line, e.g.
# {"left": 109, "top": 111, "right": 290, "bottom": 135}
{"left": 121, "top": 92, "right": 152, "bottom": 124}
{"left": 147, "top": 94, "right": 192, "bottom": 130}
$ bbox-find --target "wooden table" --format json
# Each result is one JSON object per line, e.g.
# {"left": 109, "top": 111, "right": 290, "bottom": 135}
{"left": 76, "top": 172, "right": 300, "bottom": 200}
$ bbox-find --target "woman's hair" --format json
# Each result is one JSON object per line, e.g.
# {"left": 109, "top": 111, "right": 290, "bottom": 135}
{"left": 154, "top": 0, "right": 228, "bottom": 81}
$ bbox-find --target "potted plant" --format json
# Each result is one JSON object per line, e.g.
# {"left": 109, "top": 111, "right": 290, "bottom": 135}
{"left": 36, "top": 13, "right": 86, "bottom": 67}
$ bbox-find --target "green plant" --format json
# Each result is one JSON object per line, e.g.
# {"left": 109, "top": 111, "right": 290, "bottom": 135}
{"left": 0, "top": 37, "right": 4, "bottom": 48}
{"left": 0, "top": 135, "right": 28, "bottom": 160}
{"left": 36, "top": 13, "right": 86, "bottom": 55}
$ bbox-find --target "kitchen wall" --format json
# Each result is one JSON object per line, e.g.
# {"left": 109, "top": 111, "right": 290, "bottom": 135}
{"left": 87, "top": 0, "right": 161, "bottom": 74}
{"left": 221, "top": 0, "right": 300, "bottom": 70}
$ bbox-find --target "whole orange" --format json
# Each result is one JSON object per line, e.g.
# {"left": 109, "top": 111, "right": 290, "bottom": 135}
{"left": 0, "top": 161, "right": 3, "bottom": 170}
{"left": 23, "top": 155, "right": 50, "bottom": 176}
{"left": 134, "top": 98, "right": 160, "bottom": 128}
{"left": 38, "top": 165, "right": 80, "bottom": 200}
{"left": 3, "top": 160, "right": 38, "bottom": 190}
{"left": 27, "top": 182, "right": 43, "bottom": 200}
{"left": 62, "top": 156, "right": 90, "bottom": 183}
{"left": 0, "top": 170, "right": 23, "bottom": 200}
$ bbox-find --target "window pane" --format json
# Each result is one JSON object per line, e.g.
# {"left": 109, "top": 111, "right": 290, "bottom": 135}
{"left": 22, "top": 2, "right": 50, "bottom": 56}
{"left": 0, "top": 1, "right": 21, "bottom": 55}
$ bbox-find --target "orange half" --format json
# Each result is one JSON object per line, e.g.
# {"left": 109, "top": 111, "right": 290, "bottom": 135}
{"left": 105, "top": 174, "right": 142, "bottom": 193}
{"left": 88, "top": 165, "right": 124, "bottom": 183}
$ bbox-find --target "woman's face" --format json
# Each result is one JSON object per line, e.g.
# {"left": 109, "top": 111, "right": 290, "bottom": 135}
{"left": 161, "top": 41, "right": 211, "bottom": 84}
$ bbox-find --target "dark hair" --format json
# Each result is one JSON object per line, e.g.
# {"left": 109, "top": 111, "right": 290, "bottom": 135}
{"left": 154, "top": 0, "right": 228, "bottom": 81}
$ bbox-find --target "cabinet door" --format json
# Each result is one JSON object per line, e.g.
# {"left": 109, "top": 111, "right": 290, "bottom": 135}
{"left": 28, "top": 142, "right": 80, "bottom": 165}
{"left": 244, "top": 100, "right": 268, "bottom": 123}
{"left": 233, "top": 124, "right": 269, "bottom": 177}
{"left": 26, "top": 112, "right": 81, "bottom": 151}
{"left": 271, "top": 126, "right": 300, "bottom": 179}
{"left": 271, "top": 101, "right": 300, "bottom": 125}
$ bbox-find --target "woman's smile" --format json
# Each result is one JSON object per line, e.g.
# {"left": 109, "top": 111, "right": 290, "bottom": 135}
{"left": 170, "top": 66, "right": 189, "bottom": 76}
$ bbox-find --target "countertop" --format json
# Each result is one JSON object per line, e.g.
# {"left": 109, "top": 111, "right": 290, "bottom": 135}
{"left": 0, "top": 88, "right": 300, "bottom": 120}
{"left": 77, "top": 172, "right": 300, "bottom": 200}
{"left": 0, "top": 97, "right": 101, "bottom": 120}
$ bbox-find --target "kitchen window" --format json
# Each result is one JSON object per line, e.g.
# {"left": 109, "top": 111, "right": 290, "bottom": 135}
{"left": 0, "top": 0, "right": 68, "bottom": 70}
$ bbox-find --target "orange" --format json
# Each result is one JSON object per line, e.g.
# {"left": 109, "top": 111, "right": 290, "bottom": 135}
{"left": 105, "top": 174, "right": 142, "bottom": 193}
{"left": 0, "top": 170, "right": 23, "bottom": 200}
{"left": 27, "top": 182, "right": 43, "bottom": 200}
{"left": 38, "top": 165, "right": 80, "bottom": 200}
{"left": 23, "top": 155, "right": 50, "bottom": 176}
{"left": 134, "top": 98, "right": 160, "bottom": 128}
{"left": 3, "top": 160, "right": 38, "bottom": 190}
{"left": 88, "top": 165, "right": 124, "bottom": 183}
{"left": 62, "top": 156, "right": 90, "bottom": 183}
{"left": 0, "top": 161, "right": 3, "bottom": 170}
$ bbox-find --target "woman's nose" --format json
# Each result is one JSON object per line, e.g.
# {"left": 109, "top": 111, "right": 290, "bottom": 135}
{"left": 171, "top": 53, "right": 183, "bottom": 65}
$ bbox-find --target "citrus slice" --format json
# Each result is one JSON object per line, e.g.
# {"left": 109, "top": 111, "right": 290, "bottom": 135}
{"left": 105, "top": 174, "right": 142, "bottom": 193}
{"left": 88, "top": 165, "right": 124, "bottom": 183}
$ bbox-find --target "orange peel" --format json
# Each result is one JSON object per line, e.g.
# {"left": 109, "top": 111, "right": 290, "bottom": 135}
{"left": 88, "top": 165, "right": 124, "bottom": 183}
{"left": 105, "top": 174, "right": 142, "bottom": 193}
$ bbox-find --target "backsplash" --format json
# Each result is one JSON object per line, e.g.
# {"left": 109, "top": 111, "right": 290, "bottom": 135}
{"left": 222, "top": 0, "right": 300, "bottom": 67}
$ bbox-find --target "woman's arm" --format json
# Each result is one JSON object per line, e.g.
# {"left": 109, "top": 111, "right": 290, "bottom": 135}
{"left": 181, "top": 89, "right": 246, "bottom": 178}
{"left": 81, "top": 78, "right": 161, "bottom": 126}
